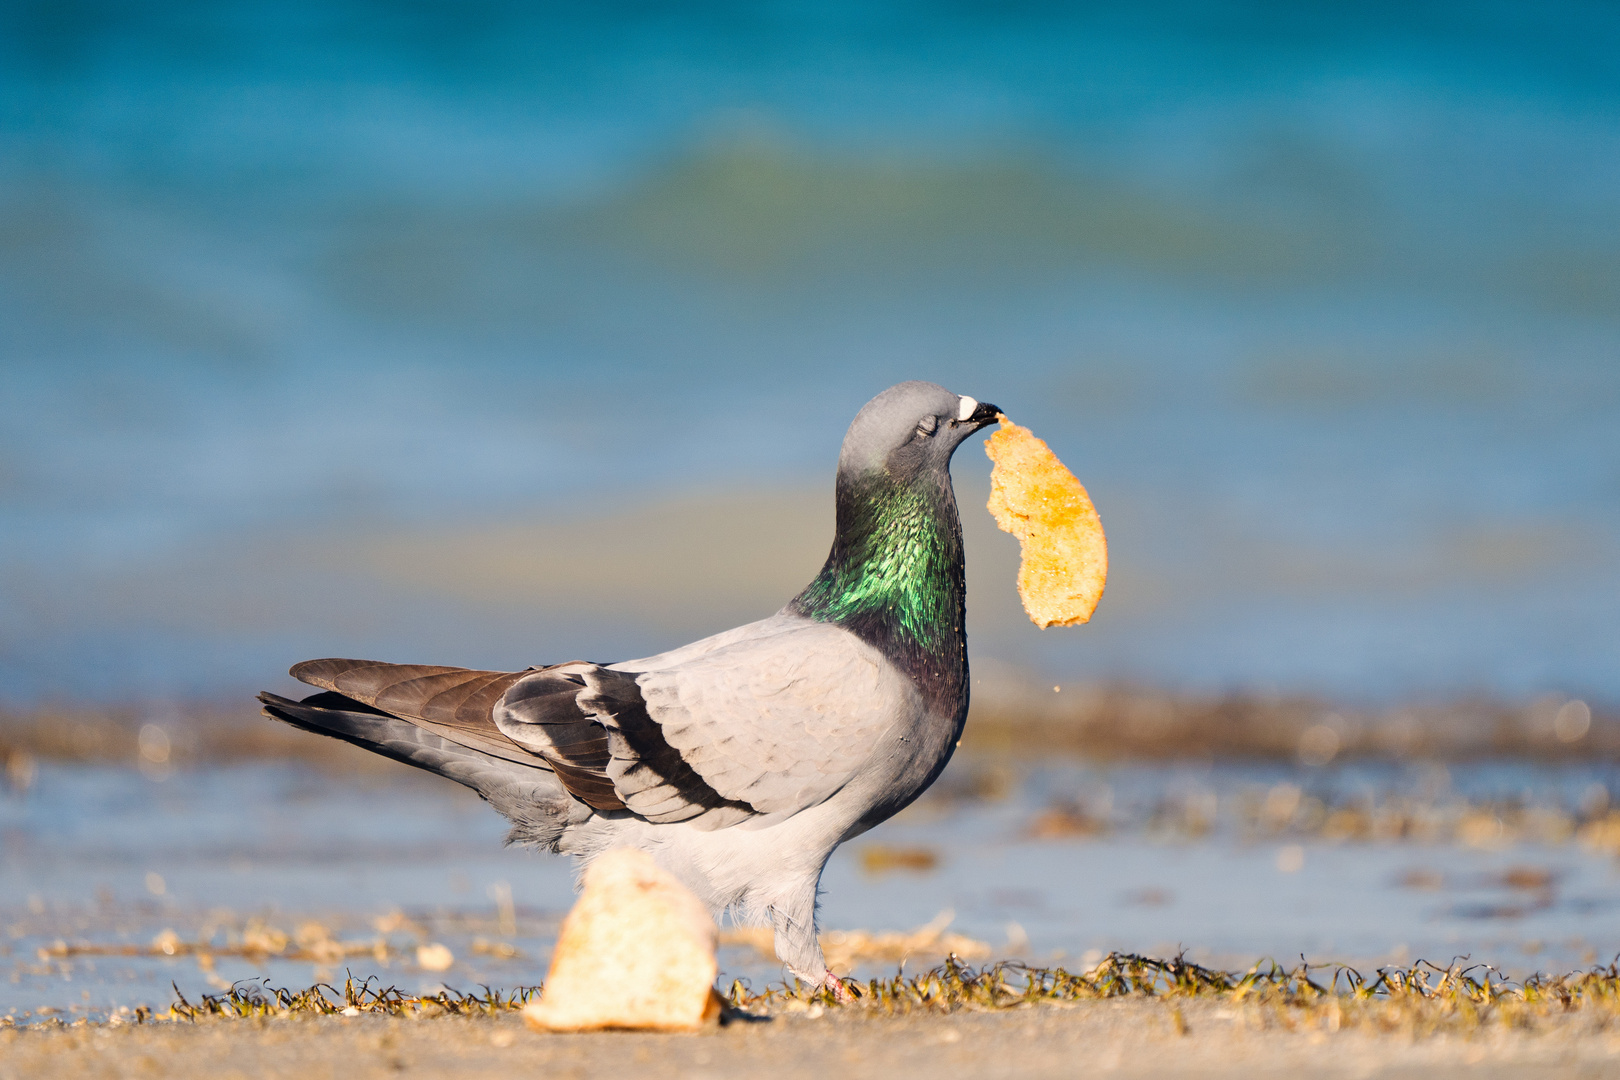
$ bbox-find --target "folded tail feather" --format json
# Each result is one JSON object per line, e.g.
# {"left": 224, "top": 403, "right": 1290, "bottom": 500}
{"left": 283, "top": 657, "right": 627, "bottom": 811}
{"left": 257, "top": 689, "right": 589, "bottom": 849}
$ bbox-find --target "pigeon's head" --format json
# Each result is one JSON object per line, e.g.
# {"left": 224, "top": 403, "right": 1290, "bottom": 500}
{"left": 838, "top": 381, "right": 1001, "bottom": 483}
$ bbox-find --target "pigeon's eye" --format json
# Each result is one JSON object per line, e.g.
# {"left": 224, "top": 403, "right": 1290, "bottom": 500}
{"left": 915, "top": 415, "right": 938, "bottom": 438}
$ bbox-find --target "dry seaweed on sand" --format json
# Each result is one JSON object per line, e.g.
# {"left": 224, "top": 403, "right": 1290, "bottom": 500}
{"left": 728, "top": 952, "right": 1620, "bottom": 1034}
{"left": 164, "top": 974, "right": 537, "bottom": 1022}
{"left": 118, "top": 952, "right": 1620, "bottom": 1036}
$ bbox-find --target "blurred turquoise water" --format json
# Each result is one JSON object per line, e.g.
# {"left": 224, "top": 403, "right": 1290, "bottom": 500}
{"left": 0, "top": 2, "right": 1617, "bottom": 703}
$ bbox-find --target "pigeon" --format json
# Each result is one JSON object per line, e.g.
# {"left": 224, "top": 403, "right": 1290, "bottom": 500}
{"left": 259, "top": 380, "right": 1001, "bottom": 996}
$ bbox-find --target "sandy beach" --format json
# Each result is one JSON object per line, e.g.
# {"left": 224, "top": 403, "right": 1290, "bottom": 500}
{"left": 6, "top": 1000, "right": 1620, "bottom": 1080}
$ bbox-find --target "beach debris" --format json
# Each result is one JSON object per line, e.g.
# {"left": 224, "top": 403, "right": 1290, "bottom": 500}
{"left": 858, "top": 845, "right": 939, "bottom": 875}
{"left": 470, "top": 937, "right": 524, "bottom": 960}
{"left": 487, "top": 881, "right": 518, "bottom": 936}
{"left": 522, "top": 848, "right": 721, "bottom": 1032}
{"left": 1397, "top": 868, "right": 1445, "bottom": 891}
{"left": 372, "top": 909, "right": 426, "bottom": 937}
{"left": 416, "top": 943, "right": 454, "bottom": 972}
{"left": 1495, "top": 866, "right": 1557, "bottom": 891}
{"left": 1026, "top": 801, "right": 1108, "bottom": 839}
{"left": 4, "top": 749, "right": 36, "bottom": 795}
{"left": 721, "top": 909, "right": 991, "bottom": 971}
{"left": 136, "top": 724, "right": 172, "bottom": 782}
{"left": 196, "top": 953, "right": 232, "bottom": 990}
{"left": 298, "top": 922, "right": 349, "bottom": 965}
{"left": 1578, "top": 811, "right": 1620, "bottom": 856}
{"left": 242, "top": 921, "right": 290, "bottom": 955}
{"left": 985, "top": 415, "right": 1106, "bottom": 628}
{"left": 821, "top": 911, "right": 992, "bottom": 971}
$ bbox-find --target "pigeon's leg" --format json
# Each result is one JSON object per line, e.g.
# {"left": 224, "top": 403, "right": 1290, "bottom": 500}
{"left": 769, "top": 902, "right": 825, "bottom": 983}
{"left": 820, "top": 972, "right": 857, "bottom": 1004}
{"left": 769, "top": 898, "right": 854, "bottom": 1003}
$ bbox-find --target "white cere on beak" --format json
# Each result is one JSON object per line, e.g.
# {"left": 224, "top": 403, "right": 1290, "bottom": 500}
{"left": 957, "top": 396, "right": 978, "bottom": 422}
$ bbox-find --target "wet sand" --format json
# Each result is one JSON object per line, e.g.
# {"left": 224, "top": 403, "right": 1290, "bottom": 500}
{"left": 5, "top": 1000, "right": 1619, "bottom": 1080}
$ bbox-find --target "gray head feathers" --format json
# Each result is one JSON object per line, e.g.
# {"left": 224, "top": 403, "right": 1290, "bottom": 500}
{"left": 837, "top": 380, "right": 994, "bottom": 480}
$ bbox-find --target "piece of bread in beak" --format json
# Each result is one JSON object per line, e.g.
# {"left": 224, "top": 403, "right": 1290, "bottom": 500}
{"left": 985, "top": 415, "right": 1107, "bottom": 628}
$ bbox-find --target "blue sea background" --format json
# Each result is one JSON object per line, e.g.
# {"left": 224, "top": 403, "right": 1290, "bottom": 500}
{"left": 2, "top": 1, "right": 1617, "bottom": 707}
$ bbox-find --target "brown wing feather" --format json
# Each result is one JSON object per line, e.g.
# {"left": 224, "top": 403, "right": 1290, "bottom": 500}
{"left": 455, "top": 672, "right": 527, "bottom": 727}
{"left": 549, "top": 762, "right": 623, "bottom": 809}
{"left": 289, "top": 657, "right": 625, "bottom": 811}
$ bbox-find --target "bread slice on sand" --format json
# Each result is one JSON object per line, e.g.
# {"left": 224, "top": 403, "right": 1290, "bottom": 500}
{"left": 985, "top": 415, "right": 1107, "bottom": 628}
{"left": 522, "top": 848, "right": 722, "bottom": 1032}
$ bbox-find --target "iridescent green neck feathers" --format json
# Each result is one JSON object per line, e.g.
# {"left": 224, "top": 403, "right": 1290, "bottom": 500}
{"left": 790, "top": 469, "right": 966, "bottom": 704}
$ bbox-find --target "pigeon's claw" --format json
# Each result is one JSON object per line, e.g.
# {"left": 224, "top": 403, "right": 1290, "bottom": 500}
{"left": 823, "top": 972, "right": 856, "bottom": 1005}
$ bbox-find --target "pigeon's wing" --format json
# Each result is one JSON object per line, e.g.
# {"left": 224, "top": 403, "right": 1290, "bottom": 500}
{"left": 493, "top": 621, "right": 912, "bottom": 825}
{"left": 634, "top": 621, "right": 914, "bottom": 816}
{"left": 288, "top": 658, "right": 626, "bottom": 811}
{"left": 495, "top": 662, "right": 754, "bottom": 826}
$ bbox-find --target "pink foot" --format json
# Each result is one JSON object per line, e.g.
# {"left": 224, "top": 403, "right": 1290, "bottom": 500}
{"left": 822, "top": 972, "right": 856, "bottom": 1005}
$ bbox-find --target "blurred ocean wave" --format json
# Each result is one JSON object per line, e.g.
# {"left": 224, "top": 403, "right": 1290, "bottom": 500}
{"left": 0, "top": 2, "right": 1617, "bottom": 705}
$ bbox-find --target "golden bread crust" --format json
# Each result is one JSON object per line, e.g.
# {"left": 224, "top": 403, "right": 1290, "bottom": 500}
{"left": 985, "top": 415, "right": 1107, "bottom": 628}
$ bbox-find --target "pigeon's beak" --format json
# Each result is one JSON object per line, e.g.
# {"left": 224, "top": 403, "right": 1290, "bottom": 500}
{"left": 956, "top": 396, "right": 1002, "bottom": 431}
